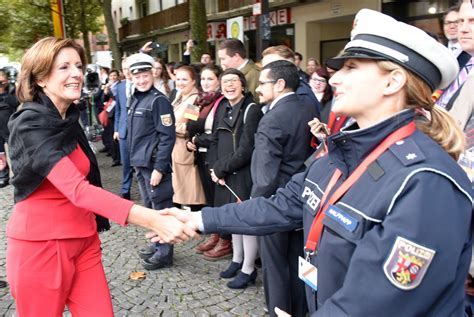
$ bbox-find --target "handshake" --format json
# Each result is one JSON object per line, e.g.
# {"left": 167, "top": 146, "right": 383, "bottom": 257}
{"left": 143, "top": 207, "right": 201, "bottom": 244}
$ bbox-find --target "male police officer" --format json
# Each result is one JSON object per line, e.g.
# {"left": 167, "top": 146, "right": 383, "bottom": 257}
{"left": 127, "top": 53, "right": 177, "bottom": 269}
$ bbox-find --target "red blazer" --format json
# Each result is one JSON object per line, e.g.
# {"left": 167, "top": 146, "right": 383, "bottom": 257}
{"left": 7, "top": 146, "right": 133, "bottom": 240}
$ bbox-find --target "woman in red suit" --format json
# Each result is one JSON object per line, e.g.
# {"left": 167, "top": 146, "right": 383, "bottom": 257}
{"left": 6, "top": 37, "right": 195, "bottom": 316}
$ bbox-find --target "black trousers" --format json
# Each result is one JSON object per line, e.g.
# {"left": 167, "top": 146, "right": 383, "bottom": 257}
{"left": 258, "top": 230, "right": 307, "bottom": 317}
{"left": 135, "top": 167, "right": 174, "bottom": 259}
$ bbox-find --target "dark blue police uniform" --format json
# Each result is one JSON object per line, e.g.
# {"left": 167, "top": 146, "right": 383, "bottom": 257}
{"left": 201, "top": 110, "right": 473, "bottom": 316}
{"left": 128, "top": 87, "right": 176, "bottom": 265}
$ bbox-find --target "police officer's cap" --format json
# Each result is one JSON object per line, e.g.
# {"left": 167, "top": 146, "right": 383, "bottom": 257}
{"left": 127, "top": 53, "right": 155, "bottom": 75}
{"left": 326, "top": 9, "right": 459, "bottom": 91}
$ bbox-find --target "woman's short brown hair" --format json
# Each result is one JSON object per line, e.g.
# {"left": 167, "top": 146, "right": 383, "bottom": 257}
{"left": 16, "top": 37, "right": 86, "bottom": 103}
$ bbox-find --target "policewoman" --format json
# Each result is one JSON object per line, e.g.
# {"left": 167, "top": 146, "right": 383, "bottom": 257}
{"left": 127, "top": 53, "right": 177, "bottom": 270}
{"left": 161, "top": 9, "right": 474, "bottom": 315}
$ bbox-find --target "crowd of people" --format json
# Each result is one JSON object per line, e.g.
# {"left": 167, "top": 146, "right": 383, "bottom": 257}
{"left": 1, "top": 1, "right": 474, "bottom": 316}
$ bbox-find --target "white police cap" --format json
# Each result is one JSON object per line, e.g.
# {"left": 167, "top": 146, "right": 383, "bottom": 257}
{"left": 326, "top": 9, "right": 459, "bottom": 91}
{"left": 127, "top": 53, "right": 155, "bottom": 75}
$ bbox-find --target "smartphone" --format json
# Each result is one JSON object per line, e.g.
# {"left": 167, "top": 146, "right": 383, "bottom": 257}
{"left": 320, "top": 123, "right": 330, "bottom": 135}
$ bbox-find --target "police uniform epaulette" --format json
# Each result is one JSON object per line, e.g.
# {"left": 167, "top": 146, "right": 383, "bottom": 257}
{"left": 388, "top": 138, "right": 425, "bottom": 166}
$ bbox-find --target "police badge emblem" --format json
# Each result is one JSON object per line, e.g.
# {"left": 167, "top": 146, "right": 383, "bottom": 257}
{"left": 383, "top": 236, "right": 435, "bottom": 290}
{"left": 161, "top": 114, "right": 173, "bottom": 127}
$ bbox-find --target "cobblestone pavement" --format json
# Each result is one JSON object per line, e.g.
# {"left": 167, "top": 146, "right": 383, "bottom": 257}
{"left": 0, "top": 147, "right": 267, "bottom": 316}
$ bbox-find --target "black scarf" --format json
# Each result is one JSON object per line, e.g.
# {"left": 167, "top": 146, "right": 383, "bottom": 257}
{"left": 8, "top": 93, "right": 110, "bottom": 232}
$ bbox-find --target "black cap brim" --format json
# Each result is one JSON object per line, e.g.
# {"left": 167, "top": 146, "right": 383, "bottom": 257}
{"left": 326, "top": 50, "right": 388, "bottom": 70}
{"left": 130, "top": 66, "right": 152, "bottom": 75}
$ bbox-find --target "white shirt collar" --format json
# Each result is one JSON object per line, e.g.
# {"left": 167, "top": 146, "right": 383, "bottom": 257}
{"left": 238, "top": 59, "right": 249, "bottom": 70}
{"left": 269, "top": 92, "right": 295, "bottom": 111}
{"left": 448, "top": 41, "right": 462, "bottom": 57}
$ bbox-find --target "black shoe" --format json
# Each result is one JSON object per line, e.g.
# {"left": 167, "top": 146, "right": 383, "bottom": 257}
{"left": 111, "top": 161, "right": 121, "bottom": 167}
{"left": 138, "top": 243, "right": 156, "bottom": 260}
{"left": 227, "top": 269, "right": 257, "bottom": 289}
{"left": 121, "top": 192, "right": 131, "bottom": 200}
{"left": 0, "top": 280, "right": 6, "bottom": 288}
{"left": 140, "top": 251, "right": 173, "bottom": 270}
{"left": 99, "top": 147, "right": 108, "bottom": 153}
{"left": 220, "top": 261, "right": 242, "bottom": 279}
{"left": 106, "top": 152, "right": 112, "bottom": 157}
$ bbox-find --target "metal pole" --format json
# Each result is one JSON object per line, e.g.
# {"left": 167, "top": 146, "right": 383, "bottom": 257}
{"left": 255, "top": 0, "right": 270, "bottom": 61}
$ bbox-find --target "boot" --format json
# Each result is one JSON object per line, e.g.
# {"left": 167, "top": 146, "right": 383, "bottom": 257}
{"left": 195, "top": 234, "right": 220, "bottom": 254}
{"left": 203, "top": 238, "right": 232, "bottom": 261}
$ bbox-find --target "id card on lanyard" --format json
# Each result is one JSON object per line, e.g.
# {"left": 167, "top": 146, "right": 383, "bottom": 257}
{"left": 298, "top": 122, "right": 416, "bottom": 291}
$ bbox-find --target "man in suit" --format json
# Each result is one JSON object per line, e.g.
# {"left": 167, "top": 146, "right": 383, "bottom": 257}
{"left": 294, "top": 52, "right": 310, "bottom": 82}
{"left": 252, "top": 60, "right": 318, "bottom": 317}
{"left": 436, "top": 0, "right": 474, "bottom": 110}
{"left": 443, "top": 5, "right": 462, "bottom": 57}
{"left": 113, "top": 59, "right": 134, "bottom": 200}
{"left": 218, "top": 39, "right": 260, "bottom": 103}
{"left": 261, "top": 46, "right": 321, "bottom": 116}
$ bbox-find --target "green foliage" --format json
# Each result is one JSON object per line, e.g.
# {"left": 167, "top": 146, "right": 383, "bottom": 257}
{"left": 0, "top": 0, "right": 53, "bottom": 56}
{"left": 64, "top": 0, "right": 103, "bottom": 39}
{"left": 0, "top": 0, "right": 103, "bottom": 60}
{"left": 189, "top": 0, "right": 208, "bottom": 63}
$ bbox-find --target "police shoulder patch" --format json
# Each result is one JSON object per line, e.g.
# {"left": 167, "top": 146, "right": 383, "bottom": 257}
{"left": 161, "top": 114, "right": 173, "bottom": 127}
{"left": 388, "top": 138, "right": 425, "bottom": 166}
{"left": 383, "top": 236, "right": 435, "bottom": 290}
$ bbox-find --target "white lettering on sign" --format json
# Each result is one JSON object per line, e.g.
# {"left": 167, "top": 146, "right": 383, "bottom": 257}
{"left": 244, "top": 8, "right": 292, "bottom": 31}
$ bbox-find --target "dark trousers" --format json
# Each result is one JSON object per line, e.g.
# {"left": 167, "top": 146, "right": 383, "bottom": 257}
{"left": 259, "top": 230, "right": 307, "bottom": 317}
{"left": 109, "top": 118, "right": 120, "bottom": 163}
{"left": 135, "top": 166, "right": 174, "bottom": 259}
{"left": 119, "top": 138, "right": 133, "bottom": 195}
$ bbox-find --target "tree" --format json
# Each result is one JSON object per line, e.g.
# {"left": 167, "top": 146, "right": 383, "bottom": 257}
{"left": 98, "top": 0, "right": 121, "bottom": 69}
{"left": 63, "top": 0, "right": 103, "bottom": 63}
{"left": 0, "top": 0, "right": 53, "bottom": 56}
{"left": 189, "top": 0, "right": 208, "bottom": 63}
{"left": 0, "top": 0, "right": 104, "bottom": 62}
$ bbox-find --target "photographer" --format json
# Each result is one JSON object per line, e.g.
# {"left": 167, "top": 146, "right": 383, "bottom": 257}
{"left": 0, "top": 69, "right": 19, "bottom": 188}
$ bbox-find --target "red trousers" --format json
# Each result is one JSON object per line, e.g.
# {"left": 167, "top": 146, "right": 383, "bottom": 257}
{"left": 7, "top": 234, "right": 114, "bottom": 317}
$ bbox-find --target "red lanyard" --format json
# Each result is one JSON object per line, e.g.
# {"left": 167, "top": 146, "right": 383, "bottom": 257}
{"left": 304, "top": 121, "right": 416, "bottom": 256}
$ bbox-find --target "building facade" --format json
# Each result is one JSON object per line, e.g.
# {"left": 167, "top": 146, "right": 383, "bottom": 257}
{"left": 113, "top": 0, "right": 458, "bottom": 68}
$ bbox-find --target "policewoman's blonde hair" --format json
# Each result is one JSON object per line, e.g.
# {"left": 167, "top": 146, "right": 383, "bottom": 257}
{"left": 378, "top": 60, "right": 465, "bottom": 160}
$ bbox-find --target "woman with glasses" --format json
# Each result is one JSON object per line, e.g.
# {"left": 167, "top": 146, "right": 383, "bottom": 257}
{"left": 310, "top": 67, "right": 333, "bottom": 124}
{"left": 208, "top": 69, "right": 263, "bottom": 288}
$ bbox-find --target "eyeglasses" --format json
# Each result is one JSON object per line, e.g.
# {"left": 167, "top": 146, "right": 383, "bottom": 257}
{"left": 221, "top": 78, "right": 240, "bottom": 85}
{"left": 258, "top": 80, "right": 277, "bottom": 85}
{"left": 311, "top": 78, "right": 327, "bottom": 83}
{"left": 444, "top": 20, "right": 458, "bottom": 26}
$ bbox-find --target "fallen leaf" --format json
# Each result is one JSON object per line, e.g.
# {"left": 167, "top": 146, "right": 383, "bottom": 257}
{"left": 129, "top": 271, "right": 146, "bottom": 281}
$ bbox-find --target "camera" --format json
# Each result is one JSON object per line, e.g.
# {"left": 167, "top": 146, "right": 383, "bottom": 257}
{"left": 150, "top": 41, "right": 168, "bottom": 54}
{"left": 83, "top": 64, "right": 101, "bottom": 94}
{"left": 150, "top": 41, "right": 161, "bottom": 49}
